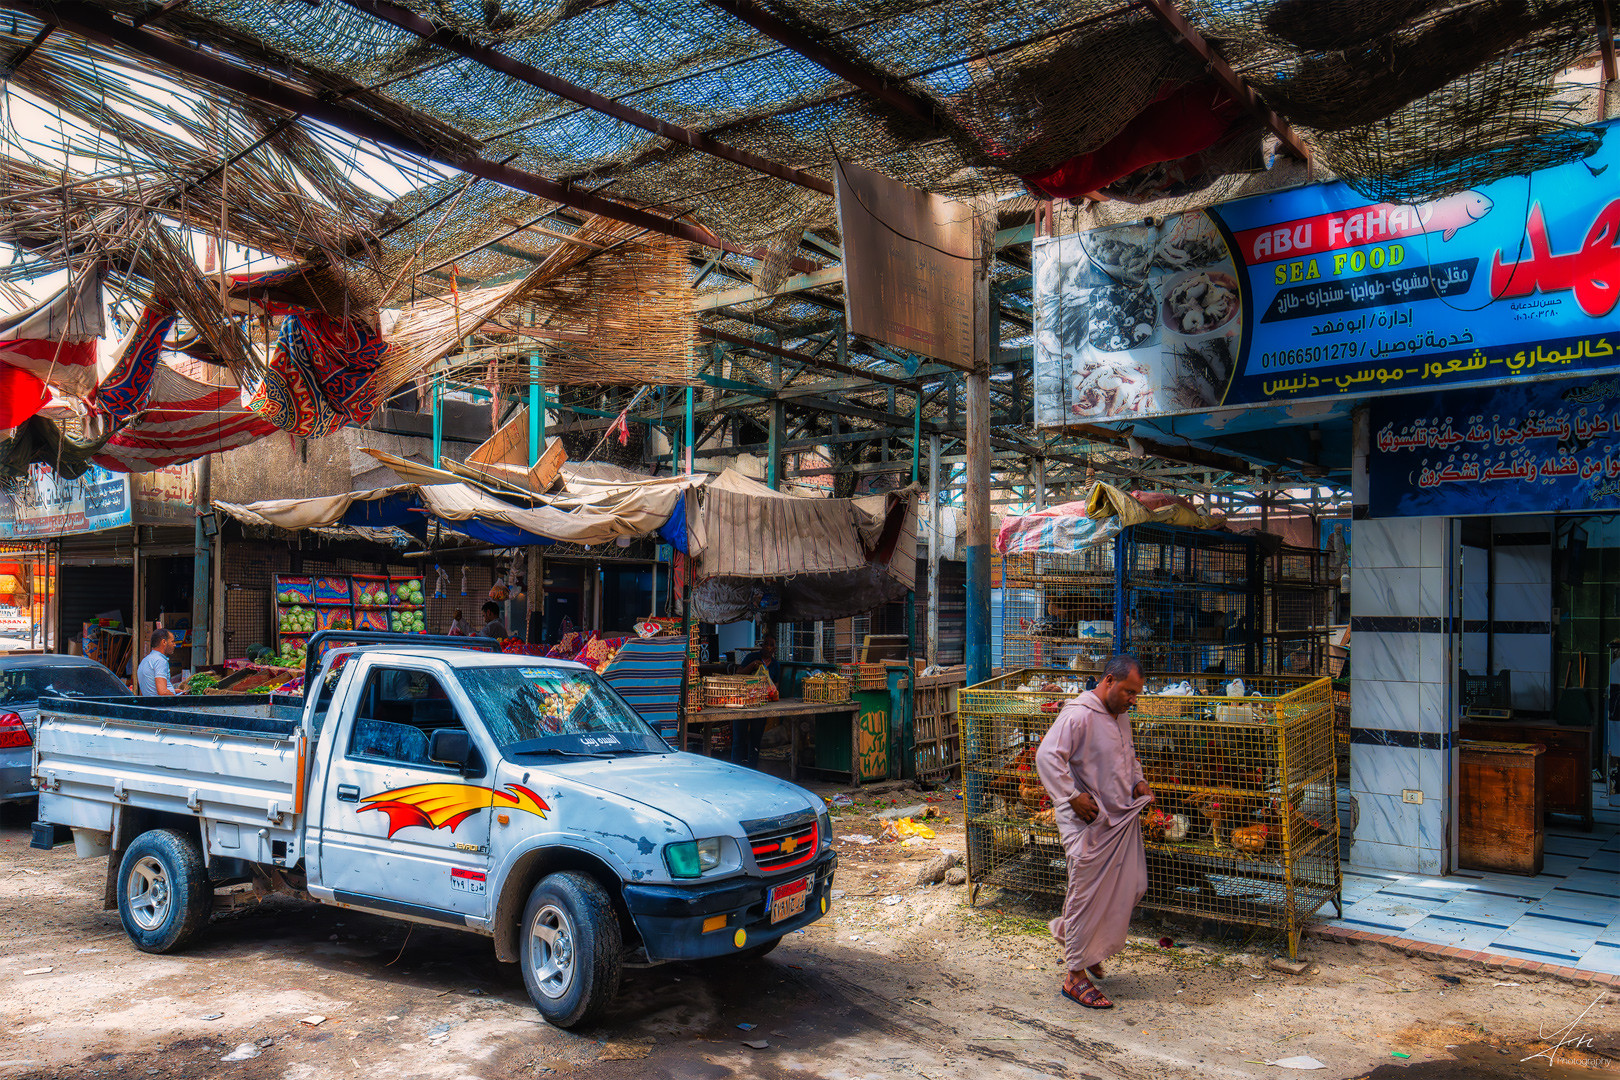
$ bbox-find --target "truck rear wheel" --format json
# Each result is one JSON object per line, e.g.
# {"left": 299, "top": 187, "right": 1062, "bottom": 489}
{"left": 520, "top": 871, "right": 622, "bottom": 1029}
{"left": 117, "top": 829, "right": 212, "bottom": 953}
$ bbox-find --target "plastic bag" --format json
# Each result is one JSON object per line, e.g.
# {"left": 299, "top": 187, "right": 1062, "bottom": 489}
{"left": 893, "top": 817, "right": 936, "bottom": 840}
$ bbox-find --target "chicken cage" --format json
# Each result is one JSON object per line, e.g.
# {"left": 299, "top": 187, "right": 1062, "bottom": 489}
{"left": 961, "top": 670, "right": 1341, "bottom": 958}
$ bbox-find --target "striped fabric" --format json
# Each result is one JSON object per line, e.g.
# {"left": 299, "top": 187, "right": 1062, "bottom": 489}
{"left": 601, "top": 635, "right": 688, "bottom": 742}
{"left": 93, "top": 365, "right": 278, "bottom": 472}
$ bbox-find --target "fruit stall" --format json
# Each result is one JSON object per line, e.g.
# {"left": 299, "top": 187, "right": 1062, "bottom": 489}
{"left": 272, "top": 572, "right": 428, "bottom": 668}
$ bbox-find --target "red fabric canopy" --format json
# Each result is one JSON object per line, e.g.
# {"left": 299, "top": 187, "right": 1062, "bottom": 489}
{"left": 0, "top": 362, "right": 50, "bottom": 428}
{"left": 1022, "top": 79, "right": 1244, "bottom": 199}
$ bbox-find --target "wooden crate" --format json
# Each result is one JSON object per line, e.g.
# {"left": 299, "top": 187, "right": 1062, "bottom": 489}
{"left": 1459, "top": 740, "right": 1544, "bottom": 876}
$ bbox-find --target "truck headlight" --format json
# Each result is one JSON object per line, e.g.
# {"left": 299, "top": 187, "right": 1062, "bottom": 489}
{"left": 665, "top": 837, "right": 723, "bottom": 878}
{"left": 817, "top": 808, "right": 833, "bottom": 849}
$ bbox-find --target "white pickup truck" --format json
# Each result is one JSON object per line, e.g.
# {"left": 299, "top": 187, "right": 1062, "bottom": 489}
{"left": 30, "top": 631, "right": 836, "bottom": 1028}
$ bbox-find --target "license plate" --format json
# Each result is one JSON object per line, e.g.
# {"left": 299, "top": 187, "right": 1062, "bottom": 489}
{"left": 767, "top": 876, "right": 810, "bottom": 924}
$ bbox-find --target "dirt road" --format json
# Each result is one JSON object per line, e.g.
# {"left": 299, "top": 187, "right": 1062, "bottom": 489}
{"left": 1, "top": 802, "right": 1614, "bottom": 1080}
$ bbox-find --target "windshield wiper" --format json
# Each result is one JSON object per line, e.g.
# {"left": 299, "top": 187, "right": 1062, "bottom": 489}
{"left": 504, "top": 742, "right": 613, "bottom": 759}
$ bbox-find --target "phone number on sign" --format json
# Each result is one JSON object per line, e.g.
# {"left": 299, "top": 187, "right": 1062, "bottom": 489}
{"left": 1259, "top": 341, "right": 1365, "bottom": 368}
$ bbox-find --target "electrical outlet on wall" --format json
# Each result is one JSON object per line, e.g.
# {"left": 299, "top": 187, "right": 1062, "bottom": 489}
{"left": 1402, "top": 789, "right": 1424, "bottom": 805}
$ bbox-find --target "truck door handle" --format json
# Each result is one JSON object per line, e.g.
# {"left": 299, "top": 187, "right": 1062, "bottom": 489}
{"left": 336, "top": 784, "right": 360, "bottom": 803}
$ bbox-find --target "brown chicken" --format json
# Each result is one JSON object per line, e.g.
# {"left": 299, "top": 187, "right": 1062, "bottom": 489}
{"left": 1231, "top": 823, "right": 1270, "bottom": 853}
{"left": 989, "top": 745, "right": 1051, "bottom": 817}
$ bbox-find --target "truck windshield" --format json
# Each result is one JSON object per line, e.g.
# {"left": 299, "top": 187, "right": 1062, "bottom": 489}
{"left": 455, "top": 665, "right": 668, "bottom": 755}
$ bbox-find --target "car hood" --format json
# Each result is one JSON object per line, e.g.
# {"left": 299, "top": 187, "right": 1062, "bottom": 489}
{"left": 520, "top": 751, "right": 820, "bottom": 836}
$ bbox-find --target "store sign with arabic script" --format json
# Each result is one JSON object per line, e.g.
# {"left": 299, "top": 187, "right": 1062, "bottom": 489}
{"left": 1367, "top": 373, "right": 1620, "bottom": 517}
{"left": 1033, "top": 121, "right": 1620, "bottom": 425}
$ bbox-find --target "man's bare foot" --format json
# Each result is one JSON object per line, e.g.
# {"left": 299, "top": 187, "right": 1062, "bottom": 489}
{"left": 1087, "top": 962, "right": 1105, "bottom": 981}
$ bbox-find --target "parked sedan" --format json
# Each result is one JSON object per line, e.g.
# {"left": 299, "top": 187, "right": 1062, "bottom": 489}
{"left": 0, "top": 656, "right": 132, "bottom": 804}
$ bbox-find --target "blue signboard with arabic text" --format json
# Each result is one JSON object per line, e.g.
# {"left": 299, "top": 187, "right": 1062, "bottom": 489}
{"left": 1367, "top": 373, "right": 1620, "bottom": 517}
{"left": 1033, "top": 121, "right": 1620, "bottom": 426}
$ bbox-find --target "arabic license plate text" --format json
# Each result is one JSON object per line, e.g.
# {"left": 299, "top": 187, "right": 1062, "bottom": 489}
{"left": 767, "top": 876, "right": 810, "bottom": 924}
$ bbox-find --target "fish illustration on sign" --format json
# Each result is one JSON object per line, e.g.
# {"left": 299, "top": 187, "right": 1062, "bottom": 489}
{"left": 359, "top": 783, "right": 550, "bottom": 837}
{"left": 1413, "top": 191, "right": 1494, "bottom": 241}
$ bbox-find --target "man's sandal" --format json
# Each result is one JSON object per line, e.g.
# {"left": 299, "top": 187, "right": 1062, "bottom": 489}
{"left": 1061, "top": 979, "right": 1114, "bottom": 1009}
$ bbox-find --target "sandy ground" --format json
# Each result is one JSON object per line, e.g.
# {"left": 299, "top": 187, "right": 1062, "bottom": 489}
{"left": 0, "top": 793, "right": 1616, "bottom": 1080}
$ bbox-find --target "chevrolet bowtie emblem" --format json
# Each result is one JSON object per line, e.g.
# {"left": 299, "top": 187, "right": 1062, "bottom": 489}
{"left": 780, "top": 836, "right": 797, "bottom": 854}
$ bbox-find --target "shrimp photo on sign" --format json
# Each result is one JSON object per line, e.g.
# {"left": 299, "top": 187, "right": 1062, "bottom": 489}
{"left": 1032, "top": 211, "right": 1244, "bottom": 424}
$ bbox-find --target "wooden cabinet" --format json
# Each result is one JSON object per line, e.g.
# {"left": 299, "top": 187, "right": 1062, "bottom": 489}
{"left": 1459, "top": 740, "right": 1545, "bottom": 876}
{"left": 1459, "top": 721, "right": 1592, "bottom": 830}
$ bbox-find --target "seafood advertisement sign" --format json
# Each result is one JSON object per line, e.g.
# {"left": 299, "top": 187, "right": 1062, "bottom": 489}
{"left": 1034, "top": 121, "right": 1620, "bottom": 424}
{"left": 1366, "top": 372, "right": 1620, "bottom": 518}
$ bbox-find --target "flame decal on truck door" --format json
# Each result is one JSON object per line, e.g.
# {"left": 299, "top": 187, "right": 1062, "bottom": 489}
{"left": 358, "top": 783, "right": 550, "bottom": 837}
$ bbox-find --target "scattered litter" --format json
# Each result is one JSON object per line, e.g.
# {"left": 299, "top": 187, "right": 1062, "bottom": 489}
{"left": 1250, "top": 974, "right": 1266, "bottom": 980}
{"left": 743, "top": 1040, "right": 770, "bottom": 1049}
{"left": 467, "top": 988, "right": 487, "bottom": 996}
{"left": 201, "top": 1013, "right": 224, "bottom": 1021}
{"left": 1023, "top": 965, "right": 1036, "bottom": 970}
{"left": 841, "top": 835, "right": 876, "bottom": 845}
{"left": 1493, "top": 982, "right": 1520, "bottom": 987}
{"left": 75, "top": 948, "right": 105, "bottom": 955}
{"left": 829, "top": 794, "right": 853, "bottom": 807}
{"left": 1158, "top": 938, "right": 1174, "bottom": 949}
{"left": 830, "top": 890, "right": 846, "bottom": 900}
{"left": 876, "top": 803, "right": 927, "bottom": 821}
{"left": 899, "top": 836, "right": 929, "bottom": 848}
{"left": 256, "top": 1038, "right": 273, "bottom": 1049}
{"left": 384, "top": 1015, "right": 400, "bottom": 1022}
{"left": 1261, "top": 1057, "right": 1325, "bottom": 1070}
{"left": 1391, "top": 1052, "right": 1410, "bottom": 1059}
{"left": 892, "top": 817, "right": 935, "bottom": 839}
{"left": 298, "top": 1015, "right": 327, "bottom": 1027}
{"left": 426, "top": 1024, "right": 453, "bottom": 1038}
{"left": 736, "top": 1023, "right": 756, "bottom": 1031}
{"left": 1436, "top": 975, "right": 1460, "bottom": 986}
{"left": 22, "top": 967, "right": 52, "bottom": 976}
{"left": 882, "top": 895, "right": 904, "bottom": 906}
{"left": 771, "top": 1030, "right": 788, "bottom": 1037}
{"left": 220, "top": 1044, "right": 261, "bottom": 1063}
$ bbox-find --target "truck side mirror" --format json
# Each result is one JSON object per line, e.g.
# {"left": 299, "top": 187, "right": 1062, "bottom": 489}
{"left": 429, "top": 729, "right": 472, "bottom": 768}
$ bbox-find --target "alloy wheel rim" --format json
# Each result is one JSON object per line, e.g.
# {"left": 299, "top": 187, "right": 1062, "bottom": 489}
{"left": 528, "top": 903, "right": 577, "bottom": 1000}
{"left": 126, "top": 856, "right": 171, "bottom": 931}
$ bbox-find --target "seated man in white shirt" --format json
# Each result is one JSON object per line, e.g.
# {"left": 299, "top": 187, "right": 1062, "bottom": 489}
{"left": 136, "top": 628, "right": 183, "bottom": 696}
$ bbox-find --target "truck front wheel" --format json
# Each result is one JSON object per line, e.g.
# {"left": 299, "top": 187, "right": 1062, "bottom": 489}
{"left": 520, "top": 871, "right": 622, "bottom": 1028}
{"left": 117, "top": 829, "right": 212, "bottom": 953}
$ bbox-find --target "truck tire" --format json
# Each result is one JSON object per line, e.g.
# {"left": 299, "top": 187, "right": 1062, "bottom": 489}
{"left": 116, "top": 829, "right": 212, "bottom": 953}
{"left": 519, "top": 871, "right": 622, "bottom": 1029}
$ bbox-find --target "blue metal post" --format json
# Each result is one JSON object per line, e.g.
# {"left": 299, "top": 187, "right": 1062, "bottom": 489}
{"left": 685, "top": 386, "right": 695, "bottom": 474}
{"left": 431, "top": 377, "right": 443, "bottom": 469}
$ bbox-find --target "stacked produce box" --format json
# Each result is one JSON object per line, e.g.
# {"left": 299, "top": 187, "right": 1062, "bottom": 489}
{"left": 388, "top": 575, "right": 426, "bottom": 633}
{"left": 271, "top": 576, "right": 315, "bottom": 669}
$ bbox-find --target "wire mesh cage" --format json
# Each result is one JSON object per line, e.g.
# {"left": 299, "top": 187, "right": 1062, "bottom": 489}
{"left": 1263, "top": 544, "right": 1336, "bottom": 677}
{"left": 1002, "top": 548, "right": 1117, "bottom": 672}
{"left": 962, "top": 669, "right": 1341, "bottom": 957}
{"left": 1118, "top": 524, "right": 1262, "bottom": 676}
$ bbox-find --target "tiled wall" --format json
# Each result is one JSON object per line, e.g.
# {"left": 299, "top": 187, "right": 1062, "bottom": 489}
{"left": 1348, "top": 516, "right": 1456, "bottom": 876}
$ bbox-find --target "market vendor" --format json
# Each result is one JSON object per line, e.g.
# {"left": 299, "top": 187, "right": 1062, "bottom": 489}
{"left": 137, "top": 628, "right": 182, "bottom": 696}
{"left": 480, "top": 600, "right": 508, "bottom": 640}
{"left": 737, "top": 634, "right": 781, "bottom": 683}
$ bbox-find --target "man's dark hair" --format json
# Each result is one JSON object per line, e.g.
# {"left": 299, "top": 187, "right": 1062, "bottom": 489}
{"left": 1102, "top": 654, "right": 1142, "bottom": 682}
{"left": 481, "top": 600, "right": 499, "bottom": 618}
{"left": 150, "top": 628, "right": 172, "bottom": 649}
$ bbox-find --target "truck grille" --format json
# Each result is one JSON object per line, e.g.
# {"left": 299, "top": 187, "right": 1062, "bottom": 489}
{"left": 750, "top": 819, "right": 818, "bottom": 873}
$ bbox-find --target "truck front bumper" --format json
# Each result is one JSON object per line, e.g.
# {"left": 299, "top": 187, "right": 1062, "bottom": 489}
{"left": 622, "top": 850, "right": 837, "bottom": 961}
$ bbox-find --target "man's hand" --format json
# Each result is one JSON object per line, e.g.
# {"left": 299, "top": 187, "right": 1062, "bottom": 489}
{"left": 1068, "top": 792, "right": 1099, "bottom": 823}
{"left": 1133, "top": 780, "right": 1154, "bottom": 806}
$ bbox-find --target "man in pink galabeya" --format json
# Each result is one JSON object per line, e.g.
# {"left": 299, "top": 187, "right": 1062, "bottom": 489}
{"left": 1035, "top": 654, "right": 1153, "bottom": 1009}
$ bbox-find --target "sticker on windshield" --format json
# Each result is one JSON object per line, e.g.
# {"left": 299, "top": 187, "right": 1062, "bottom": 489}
{"left": 519, "top": 668, "right": 546, "bottom": 679}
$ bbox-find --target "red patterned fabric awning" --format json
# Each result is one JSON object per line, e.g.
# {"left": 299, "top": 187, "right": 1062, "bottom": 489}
{"left": 94, "top": 365, "right": 277, "bottom": 473}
